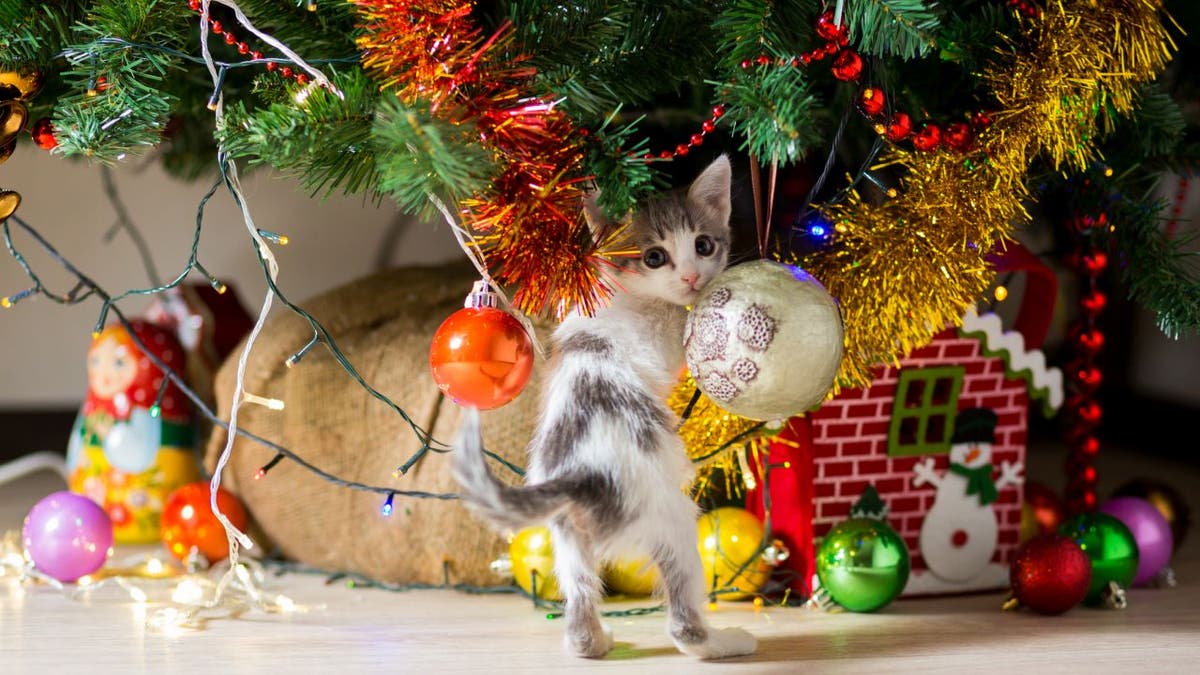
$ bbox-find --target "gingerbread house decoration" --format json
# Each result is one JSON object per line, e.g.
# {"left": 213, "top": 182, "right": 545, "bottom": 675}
{"left": 748, "top": 243, "right": 1063, "bottom": 597}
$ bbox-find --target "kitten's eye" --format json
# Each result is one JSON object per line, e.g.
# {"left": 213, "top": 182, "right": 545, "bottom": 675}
{"left": 642, "top": 247, "right": 669, "bottom": 269}
{"left": 695, "top": 234, "right": 716, "bottom": 257}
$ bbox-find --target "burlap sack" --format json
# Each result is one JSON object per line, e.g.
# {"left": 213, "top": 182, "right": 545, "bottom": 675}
{"left": 205, "top": 264, "right": 551, "bottom": 586}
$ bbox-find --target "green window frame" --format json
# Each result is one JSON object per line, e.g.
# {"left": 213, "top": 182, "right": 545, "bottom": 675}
{"left": 887, "top": 365, "right": 965, "bottom": 457}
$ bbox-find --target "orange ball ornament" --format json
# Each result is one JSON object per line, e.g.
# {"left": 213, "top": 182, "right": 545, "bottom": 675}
{"left": 429, "top": 286, "right": 534, "bottom": 410}
{"left": 160, "top": 482, "right": 248, "bottom": 563}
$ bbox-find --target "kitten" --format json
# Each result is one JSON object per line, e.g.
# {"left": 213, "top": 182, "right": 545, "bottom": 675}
{"left": 452, "top": 156, "right": 756, "bottom": 660}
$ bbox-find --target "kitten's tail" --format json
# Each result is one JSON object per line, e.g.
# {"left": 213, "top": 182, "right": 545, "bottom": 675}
{"left": 451, "top": 407, "right": 572, "bottom": 531}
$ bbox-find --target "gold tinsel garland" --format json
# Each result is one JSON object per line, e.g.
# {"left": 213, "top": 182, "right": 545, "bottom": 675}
{"left": 807, "top": 0, "right": 1175, "bottom": 391}
{"left": 668, "top": 376, "right": 768, "bottom": 496}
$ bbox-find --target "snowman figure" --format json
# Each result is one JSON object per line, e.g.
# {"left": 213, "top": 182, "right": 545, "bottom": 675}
{"left": 912, "top": 408, "right": 1022, "bottom": 583}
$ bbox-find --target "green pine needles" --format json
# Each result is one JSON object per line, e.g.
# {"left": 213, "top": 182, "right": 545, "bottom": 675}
{"left": 1, "top": 0, "right": 1198, "bottom": 337}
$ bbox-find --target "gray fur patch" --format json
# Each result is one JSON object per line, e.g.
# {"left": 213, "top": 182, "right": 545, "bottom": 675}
{"left": 557, "top": 333, "right": 613, "bottom": 356}
{"left": 565, "top": 472, "right": 626, "bottom": 531}
{"left": 671, "top": 622, "right": 709, "bottom": 646}
{"left": 541, "top": 372, "right": 670, "bottom": 467}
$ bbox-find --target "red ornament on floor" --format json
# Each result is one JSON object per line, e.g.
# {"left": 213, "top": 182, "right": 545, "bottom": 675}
{"left": 161, "top": 482, "right": 248, "bottom": 563}
{"left": 1010, "top": 533, "right": 1092, "bottom": 615}
{"left": 429, "top": 283, "right": 535, "bottom": 409}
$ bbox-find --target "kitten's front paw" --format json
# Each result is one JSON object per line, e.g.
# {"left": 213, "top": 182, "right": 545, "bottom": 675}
{"left": 676, "top": 626, "right": 757, "bottom": 660}
{"left": 565, "top": 622, "right": 614, "bottom": 659}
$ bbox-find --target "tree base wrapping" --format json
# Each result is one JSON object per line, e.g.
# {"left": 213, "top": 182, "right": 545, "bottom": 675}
{"left": 205, "top": 265, "right": 549, "bottom": 587}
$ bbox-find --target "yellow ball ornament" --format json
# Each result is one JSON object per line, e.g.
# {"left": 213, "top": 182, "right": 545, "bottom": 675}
{"left": 509, "top": 526, "right": 561, "bottom": 601}
{"left": 605, "top": 557, "right": 659, "bottom": 597}
{"left": 696, "top": 507, "right": 771, "bottom": 600}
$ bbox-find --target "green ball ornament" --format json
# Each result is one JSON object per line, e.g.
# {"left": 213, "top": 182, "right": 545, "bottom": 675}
{"left": 1058, "top": 513, "right": 1139, "bottom": 605}
{"left": 816, "top": 518, "right": 910, "bottom": 612}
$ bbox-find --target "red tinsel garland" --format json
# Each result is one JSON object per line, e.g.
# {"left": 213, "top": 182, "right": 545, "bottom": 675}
{"left": 353, "top": 0, "right": 623, "bottom": 318}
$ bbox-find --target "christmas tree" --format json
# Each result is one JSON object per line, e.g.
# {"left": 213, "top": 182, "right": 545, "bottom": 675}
{"left": 1, "top": 0, "right": 1197, "bottom": 553}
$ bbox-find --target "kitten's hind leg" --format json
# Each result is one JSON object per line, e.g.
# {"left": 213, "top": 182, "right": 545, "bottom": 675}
{"left": 651, "top": 497, "right": 757, "bottom": 660}
{"left": 549, "top": 519, "right": 612, "bottom": 659}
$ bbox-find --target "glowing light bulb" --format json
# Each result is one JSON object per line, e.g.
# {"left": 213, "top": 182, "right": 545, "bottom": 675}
{"left": 381, "top": 493, "right": 395, "bottom": 517}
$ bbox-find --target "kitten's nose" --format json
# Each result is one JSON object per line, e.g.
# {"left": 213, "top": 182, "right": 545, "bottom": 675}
{"left": 681, "top": 272, "right": 700, "bottom": 288}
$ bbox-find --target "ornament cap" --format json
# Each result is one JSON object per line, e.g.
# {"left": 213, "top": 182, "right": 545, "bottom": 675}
{"left": 464, "top": 280, "right": 499, "bottom": 309}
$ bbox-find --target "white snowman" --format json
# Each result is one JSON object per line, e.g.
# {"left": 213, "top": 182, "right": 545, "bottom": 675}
{"left": 912, "top": 408, "right": 1023, "bottom": 583}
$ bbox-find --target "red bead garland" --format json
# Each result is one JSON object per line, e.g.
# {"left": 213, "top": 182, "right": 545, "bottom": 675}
{"left": 183, "top": 1, "right": 311, "bottom": 89}
{"left": 1064, "top": 204, "right": 1109, "bottom": 515}
{"left": 647, "top": 9, "right": 994, "bottom": 160}
{"left": 856, "top": 87, "right": 886, "bottom": 116}
{"left": 1165, "top": 174, "right": 1189, "bottom": 239}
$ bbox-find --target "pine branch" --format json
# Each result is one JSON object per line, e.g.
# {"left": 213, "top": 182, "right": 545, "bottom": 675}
{"left": 937, "top": 3, "right": 1014, "bottom": 70}
{"left": 712, "top": 0, "right": 816, "bottom": 69}
{"left": 1124, "top": 82, "right": 1187, "bottom": 158}
{"left": 0, "top": 0, "right": 88, "bottom": 70}
{"left": 1108, "top": 195, "right": 1200, "bottom": 338}
{"left": 372, "top": 95, "right": 497, "bottom": 217}
{"left": 584, "top": 109, "right": 664, "bottom": 218}
{"left": 714, "top": 57, "right": 821, "bottom": 164}
{"left": 503, "top": 0, "right": 720, "bottom": 121}
{"left": 711, "top": 0, "right": 822, "bottom": 164}
{"left": 217, "top": 68, "right": 380, "bottom": 198}
{"left": 51, "top": 0, "right": 189, "bottom": 162}
{"left": 842, "top": 0, "right": 940, "bottom": 61}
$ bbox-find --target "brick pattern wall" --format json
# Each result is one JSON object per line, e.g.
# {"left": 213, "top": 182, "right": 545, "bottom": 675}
{"left": 810, "top": 331, "right": 1027, "bottom": 572}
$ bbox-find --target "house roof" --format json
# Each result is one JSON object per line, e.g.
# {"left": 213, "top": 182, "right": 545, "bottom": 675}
{"left": 959, "top": 309, "right": 1064, "bottom": 416}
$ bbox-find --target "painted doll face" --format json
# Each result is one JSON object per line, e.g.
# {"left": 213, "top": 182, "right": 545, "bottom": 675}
{"left": 87, "top": 337, "right": 139, "bottom": 401}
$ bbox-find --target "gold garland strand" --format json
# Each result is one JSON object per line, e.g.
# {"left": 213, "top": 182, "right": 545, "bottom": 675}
{"left": 807, "top": 0, "right": 1176, "bottom": 391}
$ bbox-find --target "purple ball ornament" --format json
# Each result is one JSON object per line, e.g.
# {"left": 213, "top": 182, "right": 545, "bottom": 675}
{"left": 1100, "top": 496, "right": 1173, "bottom": 586}
{"left": 21, "top": 491, "right": 114, "bottom": 583}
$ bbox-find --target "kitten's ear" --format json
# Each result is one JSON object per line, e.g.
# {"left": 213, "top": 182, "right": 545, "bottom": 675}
{"left": 581, "top": 190, "right": 611, "bottom": 239}
{"left": 688, "top": 154, "right": 732, "bottom": 228}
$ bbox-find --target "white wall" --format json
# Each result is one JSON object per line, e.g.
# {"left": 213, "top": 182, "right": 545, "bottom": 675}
{"left": 0, "top": 149, "right": 463, "bottom": 408}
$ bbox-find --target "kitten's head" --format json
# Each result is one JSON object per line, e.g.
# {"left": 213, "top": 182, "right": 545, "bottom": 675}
{"left": 585, "top": 155, "right": 732, "bottom": 306}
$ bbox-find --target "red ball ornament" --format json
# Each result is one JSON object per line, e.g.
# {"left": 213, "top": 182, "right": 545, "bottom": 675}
{"left": 831, "top": 51, "right": 863, "bottom": 82}
{"left": 913, "top": 123, "right": 942, "bottom": 152}
{"left": 971, "top": 111, "right": 993, "bottom": 128}
{"left": 429, "top": 290, "right": 535, "bottom": 410}
{"left": 885, "top": 112, "right": 913, "bottom": 141}
{"left": 1010, "top": 534, "right": 1092, "bottom": 615}
{"left": 31, "top": 117, "right": 57, "bottom": 150}
{"left": 857, "top": 87, "right": 886, "bottom": 117}
{"left": 815, "top": 11, "right": 849, "bottom": 44}
{"left": 161, "top": 482, "right": 248, "bottom": 563}
{"left": 944, "top": 122, "right": 974, "bottom": 152}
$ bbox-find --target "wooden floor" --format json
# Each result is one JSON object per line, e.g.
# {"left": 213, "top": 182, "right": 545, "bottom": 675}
{"left": 3, "top": 447, "right": 1199, "bottom": 673}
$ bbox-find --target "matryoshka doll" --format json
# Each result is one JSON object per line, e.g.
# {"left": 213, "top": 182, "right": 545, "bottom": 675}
{"left": 67, "top": 320, "right": 201, "bottom": 543}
